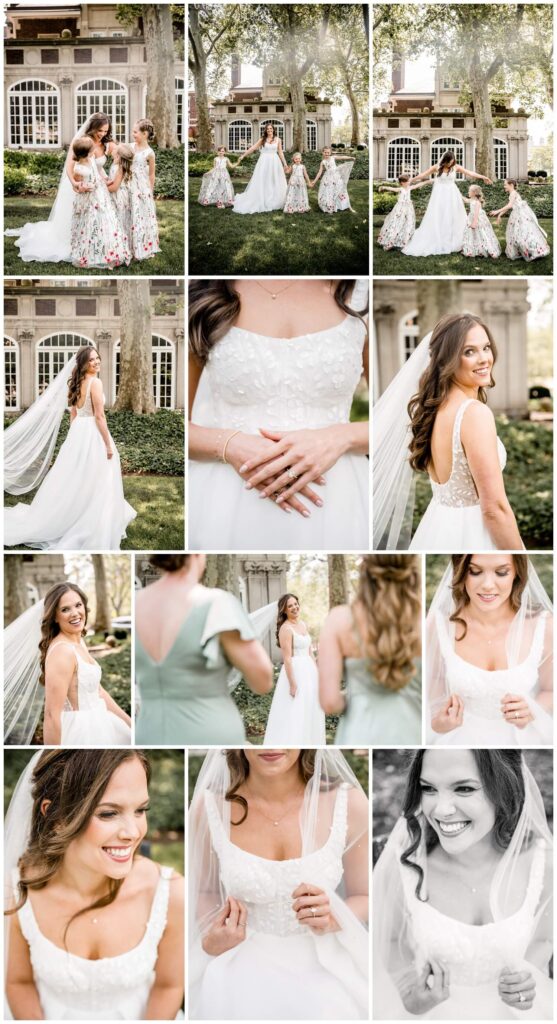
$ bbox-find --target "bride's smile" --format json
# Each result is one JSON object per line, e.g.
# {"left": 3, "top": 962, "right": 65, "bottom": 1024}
{"left": 56, "top": 592, "right": 87, "bottom": 636}
{"left": 420, "top": 751, "right": 497, "bottom": 856}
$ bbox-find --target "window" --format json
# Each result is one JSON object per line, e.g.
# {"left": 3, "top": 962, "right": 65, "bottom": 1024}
{"left": 244, "top": 105, "right": 252, "bottom": 113}
{"left": 76, "top": 298, "right": 97, "bottom": 316}
{"left": 259, "top": 105, "right": 268, "bottom": 113}
{"left": 399, "top": 312, "right": 420, "bottom": 362}
{"left": 430, "top": 118, "right": 442, "bottom": 128}
{"left": 114, "top": 335, "right": 175, "bottom": 408}
{"left": 8, "top": 80, "right": 60, "bottom": 147}
{"left": 430, "top": 136, "right": 465, "bottom": 178}
{"left": 306, "top": 118, "right": 317, "bottom": 151}
{"left": 36, "top": 333, "right": 94, "bottom": 396}
{"left": 409, "top": 118, "right": 421, "bottom": 128}
{"left": 6, "top": 50, "right": 24, "bottom": 65}
{"left": 227, "top": 106, "right": 237, "bottom": 113}
{"left": 4, "top": 337, "right": 19, "bottom": 411}
{"left": 76, "top": 79, "right": 127, "bottom": 141}
{"left": 175, "top": 77, "right": 185, "bottom": 142}
{"left": 35, "top": 298, "right": 56, "bottom": 316}
{"left": 260, "top": 119, "right": 284, "bottom": 144}
{"left": 41, "top": 49, "right": 59, "bottom": 64}
{"left": 4, "top": 298, "right": 17, "bottom": 316}
{"left": 494, "top": 137, "right": 508, "bottom": 179}
{"left": 75, "top": 49, "right": 92, "bottom": 64}
{"left": 109, "top": 47, "right": 128, "bottom": 60}
{"left": 387, "top": 137, "right": 420, "bottom": 180}
{"left": 276, "top": 105, "right": 285, "bottom": 112}
{"left": 452, "top": 118, "right": 464, "bottom": 128}
{"left": 114, "top": 299, "right": 120, "bottom": 316}
{"left": 387, "top": 118, "right": 399, "bottom": 128}
{"left": 228, "top": 118, "right": 252, "bottom": 152}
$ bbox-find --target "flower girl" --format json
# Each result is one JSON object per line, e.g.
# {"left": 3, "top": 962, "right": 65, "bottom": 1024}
{"left": 130, "top": 118, "right": 161, "bottom": 260}
{"left": 69, "top": 137, "right": 130, "bottom": 269}
{"left": 489, "top": 179, "right": 550, "bottom": 261}
{"left": 284, "top": 152, "right": 312, "bottom": 213}
{"left": 462, "top": 184, "right": 501, "bottom": 258}
{"left": 377, "top": 175, "right": 432, "bottom": 249}
{"left": 107, "top": 143, "right": 134, "bottom": 250}
{"left": 198, "top": 146, "right": 238, "bottom": 207}
{"left": 312, "top": 146, "right": 354, "bottom": 213}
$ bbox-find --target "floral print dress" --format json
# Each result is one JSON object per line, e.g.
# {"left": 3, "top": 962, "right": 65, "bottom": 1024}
{"left": 318, "top": 157, "right": 354, "bottom": 213}
{"left": 70, "top": 159, "right": 131, "bottom": 269}
{"left": 108, "top": 164, "right": 133, "bottom": 254}
{"left": 462, "top": 199, "right": 501, "bottom": 258}
{"left": 377, "top": 188, "right": 415, "bottom": 249}
{"left": 283, "top": 164, "right": 310, "bottom": 213}
{"left": 198, "top": 157, "right": 235, "bottom": 207}
{"left": 130, "top": 145, "right": 161, "bottom": 260}
{"left": 505, "top": 192, "right": 550, "bottom": 261}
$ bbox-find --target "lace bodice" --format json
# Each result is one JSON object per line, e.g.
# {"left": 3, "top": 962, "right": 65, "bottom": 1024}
{"left": 95, "top": 154, "right": 107, "bottom": 167}
{"left": 429, "top": 399, "right": 506, "bottom": 508}
{"left": 200, "top": 280, "right": 367, "bottom": 432}
{"left": 397, "top": 188, "right": 412, "bottom": 204}
{"left": 75, "top": 376, "right": 104, "bottom": 418}
{"left": 289, "top": 164, "right": 305, "bottom": 182}
{"left": 467, "top": 198, "right": 481, "bottom": 223}
{"left": 434, "top": 169, "right": 457, "bottom": 185}
{"left": 46, "top": 640, "right": 102, "bottom": 712}
{"left": 214, "top": 156, "right": 228, "bottom": 170}
{"left": 204, "top": 785, "right": 349, "bottom": 937}
{"left": 405, "top": 842, "right": 547, "bottom": 986}
{"left": 262, "top": 142, "right": 279, "bottom": 152}
{"left": 288, "top": 629, "right": 312, "bottom": 655}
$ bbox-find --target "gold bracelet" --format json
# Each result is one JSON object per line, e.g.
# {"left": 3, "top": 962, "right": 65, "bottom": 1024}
{"left": 221, "top": 429, "right": 241, "bottom": 464}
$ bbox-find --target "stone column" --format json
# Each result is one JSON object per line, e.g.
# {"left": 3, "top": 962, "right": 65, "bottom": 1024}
{"left": 481, "top": 290, "right": 529, "bottom": 414}
{"left": 24, "top": 555, "right": 66, "bottom": 598}
{"left": 128, "top": 75, "right": 144, "bottom": 135}
{"left": 95, "top": 330, "right": 112, "bottom": 403}
{"left": 518, "top": 134, "right": 529, "bottom": 180}
{"left": 376, "top": 135, "right": 387, "bottom": 178}
{"left": 17, "top": 330, "right": 35, "bottom": 408}
{"left": 419, "top": 135, "right": 430, "bottom": 175}
{"left": 239, "top": 556, "right": 288, "bottom": 659}
{"left": 174, "top": 327, "right": 184, "bottom": 409}
{"left": 463, "top": 135, "right": 474, "bottom": 170}
{"left": 59, "top": 74, "right": 74, "bottom": 146}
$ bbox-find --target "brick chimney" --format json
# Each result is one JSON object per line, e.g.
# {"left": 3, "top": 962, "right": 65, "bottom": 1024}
{"left": 231, "top": 54, "right": 240, "bottom": 89}
{"left": 391, "top": 54, "right": 405, "bottom": 94}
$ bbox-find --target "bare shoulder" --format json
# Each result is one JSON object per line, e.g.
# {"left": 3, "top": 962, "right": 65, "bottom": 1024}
{"left": 325, "top": 603, "right": 352, "bottom": 630}
{"left": 90, "top": 376, "right": 103, "bottom": 393}
{"left": 460, "top": 400, "right": 496, "bottom": 432}
{"left": 46, "top": 642, "right": 76, "bottom": 669}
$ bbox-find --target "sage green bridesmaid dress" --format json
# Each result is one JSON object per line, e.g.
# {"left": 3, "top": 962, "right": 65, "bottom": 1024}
{"left": 135, "top": 588, "right": 254, "bottom": 744}
{"left": 335, "top": 658, "right": 422, "bottom": 745}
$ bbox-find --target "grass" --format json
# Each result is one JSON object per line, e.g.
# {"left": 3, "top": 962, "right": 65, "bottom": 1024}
{"left": 188, "top": 178, "right": 369, "bottom": 274}
{"left": 4, "top": 197, "right": 184, "bottom": 275}
{"left": 373, "top": 216, "right": 553, "bottom": 275}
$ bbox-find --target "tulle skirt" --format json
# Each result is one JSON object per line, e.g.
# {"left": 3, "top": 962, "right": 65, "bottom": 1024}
{"left": 410, "top": 501, "right": 495, "bottom": 552}
{"left": 233, "top": 151, "right": 287, "bottom": 214}
{"left": 264, "top": 655, "right": 326, "bottom": 745}
{"left": 375, "top": 970, "right": 553, "bottom": 1020}
{"left": 61, "top": 700, "right": 131, "bottom": 746}
{"left": 432, "top": 705, "right": 554, "bottom": 747}
{"left": 402, "top": 180, "right": 467, "bottom": 256}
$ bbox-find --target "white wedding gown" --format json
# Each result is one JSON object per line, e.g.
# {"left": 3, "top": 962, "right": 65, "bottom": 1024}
{"left": 11, "top": 865, "right": 174, "bottom": 1020}
{"left": 402, "top": 169, "right": 467, "bottom": 256}
{"left": 410, "top": 399, "right": 505, "bottom": 551}
{"left": 189, "top": 279, "right": 369, "bottom": 550}
{"left": 263, "top": 631, "right": 326, "bottom": 745}
{"left": 192, "top": 785, "right": 368, "bottom": 1020}
{"left": 5, "top": 376, "right": 136, "bottom": 550}
{"left": 45, "top": 640, "right": 131, "bottom": 746}
{"left": 233, "top": 142, "right": 287, "bottom": 214}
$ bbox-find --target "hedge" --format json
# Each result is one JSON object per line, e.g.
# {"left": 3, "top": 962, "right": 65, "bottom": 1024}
{"left": 189, "top": 147, "right": 369, "bottom": 180}
{"left": 374, "top": 180, "right": 553, "bottom": 218}
{"left": 4, "top": 168, "right": 27, "bottom": 195}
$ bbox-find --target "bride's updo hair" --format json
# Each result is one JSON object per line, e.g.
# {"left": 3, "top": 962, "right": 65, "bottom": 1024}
{"left": 67, "top": 346, "right": 100, "bottom": 407}
{"left": 407, "top": 313, "right": 497, "bottom": 473}
{"left": 38, "top": 582, "right": 89, "bottom": 686}
{"left": 400, "top": 750, "right": 525, "bottom": 900}
{"left": 275, "top": 593, "right": 300, "bottom": 648}
{"left": 148, "top": 554, "right": 191, "bottom": 572}
{"left": 5, "top": 750, "right": 151, "bottom": 942}
{"left": 353, "top": 555, "right": 420, "bottom": 691}
{"left": 84, "top": 112, "right": 113, "bottom": 148}
{"left": 189, "top": 280, "right": 369, "bottom": 363}
{"left": 449, "top": 553, "right": 528, "bottom": 640}
{"left": 224, "top": 750, "right": 317, "bottom": 824}
{"left": 437, "top": 149, "right": 456, "bottom": 175}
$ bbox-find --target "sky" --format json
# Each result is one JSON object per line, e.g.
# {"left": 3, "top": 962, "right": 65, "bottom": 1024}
{"left": 234, "top": 63, "right": 348, "bottom": 126}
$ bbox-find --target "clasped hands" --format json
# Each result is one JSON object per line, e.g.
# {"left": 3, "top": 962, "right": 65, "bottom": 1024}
{"left": 431, "top": 693, "right": 533, "bottom": 734}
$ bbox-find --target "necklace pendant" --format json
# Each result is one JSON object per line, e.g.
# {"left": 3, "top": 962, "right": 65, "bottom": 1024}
{"left": 273, "top": 820, "right": 279, "bottom": 826}
{"left": 271, "top": 293, "right": 277, "bottom": 300}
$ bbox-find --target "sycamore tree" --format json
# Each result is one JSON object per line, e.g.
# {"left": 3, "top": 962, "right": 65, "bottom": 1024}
{"left": 113, "top": 281, "right": 155, "bottom": 414}
{"left": 321, "top": 5, "right": 369, "bottom": 146}
{"left": 189, "top": 4, "right": 248, "bottom": 152}
{"left": 116, "top": 4, "right": 180, "bottom": 147}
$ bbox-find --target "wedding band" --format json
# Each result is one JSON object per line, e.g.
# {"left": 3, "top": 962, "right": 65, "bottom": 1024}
{"left": 515, "top": 711, "right": 519, "bottom": 719}
{"left": 518, "top": 992, "right": 525, "bottom": 1003}
{"left": 310, "top": 906, "right": 316, "bottom": 916}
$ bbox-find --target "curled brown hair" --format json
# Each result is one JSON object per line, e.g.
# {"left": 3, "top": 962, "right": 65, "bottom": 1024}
{"left": 408, "top": 313, "right": 497, "bottom": 473}
{"left": 437, "top": 150, "right": 456, "bottom": 175}
{"left": 116, "top": 142, "right": 134, "bottom": 183}
{"left": 83, "top": 112, "right": 113, "bottom": 149}
{"left": 354, "top": 556, "right": 420, "bottom": 690}
{"left": 5, "top": 749, "right": 151, "bottom": 944}
{"left": 449, "top": 553, "right": 528, "bottom": 640}
{"left": 67, "top": 346, "right": 99, "bottom": 407}
{"left": 148, "top": 554, "right": 191, "bottom": 572}
{"left": 38, "top": 583, "right": 89, "bottom": 686}
{"left": 136, "top": 118, "right": 155, "bottom": 141}
{"left": 224, "top": 750, "right": 317, "bottom": 825}
{"left": 189, "top": 280, "right": 369, "bottom": 364}
{"left": 275, "top": 593, "right": 299, "bottom": 648}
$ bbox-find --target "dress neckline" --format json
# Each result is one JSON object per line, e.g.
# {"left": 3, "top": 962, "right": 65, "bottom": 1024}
{"left": 136, "top": 592, "right": 211, "bottom": 666}
{"left": 228, "top": 313, "right": 353, "bottom": 343}
{"left": 438, "top": 609, "right": 546, "bottom": 674}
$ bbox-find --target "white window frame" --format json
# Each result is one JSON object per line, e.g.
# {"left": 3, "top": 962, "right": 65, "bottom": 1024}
{"left": 259, "top": 118, "right": 285, "bottom": 145}
{"left": 75, "top": 77, "right": 127, "bottom": 141}
{"left": 35, "top": 332, "right": 95, "bottom": 398}
{"left": 113, "top": 335, "right": 176, "bottom": 409}
{"left": 430, "top": 136, "right": 465, "bottom": 179}
{"left": 305, "top": 118, "right": 317, "bottom": 151}
{"left": 8, "top": 79, "right": 60, "bottom": 148}
{"left": 175, "top": 76, "right": 185, "bottom": 143}
{"left": 399, "top": 311, "right": 420, "bottom": 363}
{"left": 493, "top": 137, "right": 508, "bottom": 180}
{"left": 228, "top": 118, "right": 252, "bottom": 152}
{"left": 386, "top": 136, "right": 420, "bottom": 180}
{"left": 4, "top": 335, "right": 20, "bottom": 411}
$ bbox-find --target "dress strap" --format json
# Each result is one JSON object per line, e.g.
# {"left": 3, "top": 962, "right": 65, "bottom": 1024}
{"left": 529, "top": 611, "right": 549, "bottom": 667}
{"left": 145, "top": 865, "right": 173, "bottom": 949}
{"left": 45, "top": 640, "right": 81, "bottom": 663}
{"left": 349, "top": 279, "right": 369, "bottom": 313}
{"left": 452, "top": 399, "right": 474, "bottom": 453}
{"left": 328, "top": 783, "right": 350, "bottom": 855}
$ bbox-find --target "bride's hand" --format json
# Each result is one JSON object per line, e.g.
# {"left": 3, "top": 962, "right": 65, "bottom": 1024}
{"left": 292, "top": 883, "right": 340, "bottom": 933}
{"left": 201, "top": 897, "right": 247, "bottom": 956}
{"left": 106, "top": 447, "right": 113, "bottom": 460}
{"left": 397, "top": 960, "right": 450, "bottom": 1015}
{"left": 501, "top": 694, "right": 533, "bottom": 729}
{"left": 226, "top": 432, "right": 324, "bottom": 517}
{"left": 240, "top": 426, "right": 348, "bottom": 503}
{"left": 498, "top": 969, "right": 536, "bottom": 1011}
{"left": 431, "top": 695, "right": 463, "bottom": 733}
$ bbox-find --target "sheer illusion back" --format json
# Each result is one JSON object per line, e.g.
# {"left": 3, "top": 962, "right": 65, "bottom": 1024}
{"left": 46, "top": 640, "right": 102, "bottom": 713}
{"left": 429, "top": 399, "right": 507, "bottom": 509}
{"left": 45, "top": 639, "right": 131, "bottom": 746}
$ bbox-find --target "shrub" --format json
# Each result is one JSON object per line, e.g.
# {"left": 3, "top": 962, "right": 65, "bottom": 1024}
{"left": 4, "top": 168, "right": 27, "bottom": 195}
{"left": 4, "top": 150, "right": 30, "bottom": 168}
{"left": 153, "top": 145, "right": 185, "bottom": 200}
{"left": 188, "top": 147, "right": 369, "bottom": 180}
{"left": 373, "top": 191, "right": 398, "bottom": 214}
{"left": 28, "top": 151, "right": 65, "bottom": 173}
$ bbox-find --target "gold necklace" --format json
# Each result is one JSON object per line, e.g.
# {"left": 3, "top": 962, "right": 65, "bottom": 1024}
{"left": 245, "top": 788, "right": 305, "bottom": 827}
{"left": 254, "top": 280, "right": 298, "bottom": 301}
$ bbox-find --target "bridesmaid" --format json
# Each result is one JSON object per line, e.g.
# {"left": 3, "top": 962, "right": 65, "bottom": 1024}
{"left": 318, "top": 555, "right": 422, "bottom": 744}
{"left": 134, "top": 554, "right": 273, "bottom": 743}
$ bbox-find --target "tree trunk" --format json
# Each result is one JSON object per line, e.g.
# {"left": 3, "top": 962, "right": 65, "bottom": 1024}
{"left": 469, "top": 64, "right": 494, "bottom": 179}
{"left": 93, "top": 555, "right": 111, "bottom": 632}
{"left": 290, "top": 75, "right": 307, "bottom": 153}
{"left": 203, "top": 555, "right": 236, "bottom": 592}
{"left": 417, "top": 280, "right": 463, "bottom": 339}
{"left": 189, "top": 8, "right": 213, "bottom": 153}
{"left": 328, "top": 555, "right": 348, "bottom": 608}
{"left": 345, "top": 76, "right": 360, "bottom": 146}
{"left": 113, "top": 281, "right": 155, "bottom": 414}
{"left": 4, "top": 555, "right": 27, "bottom": 625}
{"left": 143, "top": 5, "right": 178, "bottom": 149}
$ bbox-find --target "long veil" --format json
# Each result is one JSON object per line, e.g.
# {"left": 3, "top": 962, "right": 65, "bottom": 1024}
{"left": 4, "top": 601, "right": 45, "bottom": 745}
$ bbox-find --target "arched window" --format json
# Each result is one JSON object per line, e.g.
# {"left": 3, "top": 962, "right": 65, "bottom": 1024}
{"left": 259, "top": 119, "right": 285, "bottom": 145}
{"left": 8, "top": 80, "right": 60, "bottom": 147}
{"left": 430, "top": 136, "right": 465, "bottom": 178}
{"left": 399, "top": 311, "right": 420, "bottom": 362}
{"left": 36, "top": 332, "right": 94, "bottom": 397}
{"left": 114, "top": 335, "right": 175, "bottom": 409}
{"left": 175, "top": 77, "right": 185, "bottom": 143}
{"left": 228, "top": 118, "right": 252, "bottom": 152}
{"left": 305, "top": 118, "right": 317, "bottom": 151}
{"left": 493, "top": 137, "right": 508, "bottom": 180}
{"left": 387, "top": 137, "right": 420, "bottom": 180}
{"left": 4, "top": 337, "right": 20, "bottom": 411}
{"left": 76, "top": 79, "right": 127, "bottom": 141}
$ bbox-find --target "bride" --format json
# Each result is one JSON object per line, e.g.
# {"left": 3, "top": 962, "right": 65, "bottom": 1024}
{"left": 188, "top": 277, "right": 369, "bottom": 550}
{"left": 233, "top": 123, "right": 288, "bottom": 214}
{"left": 4, "top": 581, "right": 131, "bottom": 746}
{"left": 263, "top": 594, "right": 325, "bottom": 745}
{"left": 189, "top": 747, "right": 369, "bottom": 1020}
{"left": 426, "top": 554, "right": 553, "bottom": 746}
{"left": 373, "top": 312, "right": 523, "bottom": 551}
{"left": 402, "top": 150, "right": 492, "bottom": 257}
{"left": 373, "top": 748, "right": 553, "bottom": 1019}
{"left": 4, "top": 749, "right": 184, "bottom": 1019}
{"left": 5, "top": 113, "right": 114, "bottom": 264}
{"left": 5, "top": 345, "right": 136, "bottom": 550}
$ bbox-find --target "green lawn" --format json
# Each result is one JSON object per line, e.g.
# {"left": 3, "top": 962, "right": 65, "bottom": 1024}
{"left": 4, "top": 197, "right": 184, "bottom": 275}
{"left": 373, "top": 216, "right": 553, "bottom": 275}
{"left": 189, "top": 178, "right": 369, "bottom": 274}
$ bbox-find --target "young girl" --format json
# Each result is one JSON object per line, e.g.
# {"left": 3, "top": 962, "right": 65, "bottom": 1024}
{"left": 462, "top": 184, "right": 501, "bottom": 259}
{"left": 130, "top": 118, "right": 161, "bottom": 260}
{"left": 283, "top": 152, "right": 312, "bottom": 213}
{"left": 69, "top": 137, "right": 130, "bottom": 269}
{"left": 311, "top": 146, "right": 354, "bottom": 213}
{"left": 107, "top": 142, "right": 134, "bottom": 252}
{"left": 198, "top": 146, "right": 238, "bottom": 207}
{"left": 489, "top": 179, "right": 550, "bottom": 261}
{"left": 377, "top": 174, "right": 432, "bottom": 249}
